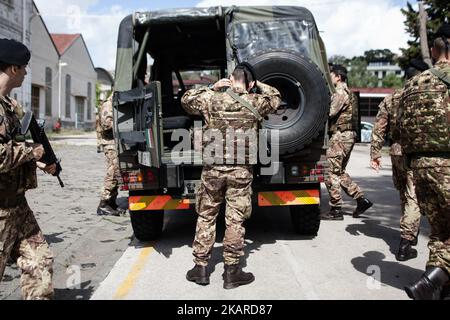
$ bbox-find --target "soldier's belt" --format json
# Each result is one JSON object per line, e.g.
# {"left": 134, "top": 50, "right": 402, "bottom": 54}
{"left": 0, "top": 194, "right": 26, "bottom": 208}
{"left": 409, "top": 152, "right": 450, "bottom": 159}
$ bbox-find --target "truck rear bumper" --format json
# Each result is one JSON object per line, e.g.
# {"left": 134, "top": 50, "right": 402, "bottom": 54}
{"left": 258, "top": 190, "right": 320, "bottom": 207}
{"left": 129, "top": 188, "right": 320, "bottom": 212}
{"left": 129, "top": 195, "right": 191, "bottom": 211}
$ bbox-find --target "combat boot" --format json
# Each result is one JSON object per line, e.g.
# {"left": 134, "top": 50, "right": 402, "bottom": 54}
{"left": 405, "top": 267, "right": 450, "bottom": 300}
{"left": 186, "top": 265, "right": 210, "bottom": 286}
{"left": 353, "top": 197, "right": 373, "bottom": 218}
{"left": 411, "top": 229, "right": 420, "bottom": 246}
{"left": 108, "top": 198, "right": 126, "bottom": 215}
{"left": 97, "top": 200, "right": 120, "bottom": 216}
{"left": 223, "top": 264, "right": 255, "bottom": 290}
{"left": 396, "top": 238, "right": 418, "bottom": 262}
{"left": 442, "top": 284, "right": 450, "bottom": 300}
{"left": 321, "top": 207, "right": 344, "bottom": 221}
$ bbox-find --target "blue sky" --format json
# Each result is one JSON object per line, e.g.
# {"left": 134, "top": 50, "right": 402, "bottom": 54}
{"left": 34, "top": 0, "right": 419, "bottom": 70}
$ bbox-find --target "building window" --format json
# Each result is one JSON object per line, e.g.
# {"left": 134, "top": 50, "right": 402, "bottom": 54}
{"left": 45, "top": 67, "right": 52, "bottom": 116}
{"left": 87, "top": 82, "right": 92, "bottom": 120}
{"left": 65, "top": 74, "right": 71, "bottom": 118}
{"left": 31, "top": 85, "right": 40, "bottom": 117}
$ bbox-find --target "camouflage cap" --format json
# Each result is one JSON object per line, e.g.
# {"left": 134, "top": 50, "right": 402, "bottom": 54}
{"left": 0, "top": 39, "right": 31, "bottom": 66}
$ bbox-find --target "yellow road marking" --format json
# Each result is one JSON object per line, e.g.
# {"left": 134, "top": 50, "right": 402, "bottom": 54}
{"left": 113, "top": 245, "right": 155, "bottom": 300}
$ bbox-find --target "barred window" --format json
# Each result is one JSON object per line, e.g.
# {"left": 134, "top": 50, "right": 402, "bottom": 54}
{"left": 87, "top": 82, "right": 92, "bottom": 120}
{"left": 65, "top": 74, "right": 71, "bottom": 118}
{"left": 45, "top": 67, "right": 52, "bottom": 116}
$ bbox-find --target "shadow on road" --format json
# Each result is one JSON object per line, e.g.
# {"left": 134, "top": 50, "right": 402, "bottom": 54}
{"left": 54, "top": 281, "right": 95, "bottom": 300}
{"left": 346, "top": 219, "right": 400, "bottom": 256}
{"left": 351, "top": 251, "right": 423, "bottom": 291}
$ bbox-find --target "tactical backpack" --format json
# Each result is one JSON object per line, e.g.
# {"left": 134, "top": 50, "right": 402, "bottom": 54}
{"left": 399, "top": 66, "right": 450, "bottom": 154}
{"left": 349, "top": 91, "right": 360, "bottom": 134}
{"left": 387, "top": 89, "right": 403, "bottom": 144}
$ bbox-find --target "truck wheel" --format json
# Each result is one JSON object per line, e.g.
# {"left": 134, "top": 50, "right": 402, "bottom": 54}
{"left": 248, "top": 50, "right": 331, "bottom": 155}
{"left": 129, "top": 210, "right": 164, "bottom": 241}
{"left": 290, "top": 205, "right": 321, "bottom": 236}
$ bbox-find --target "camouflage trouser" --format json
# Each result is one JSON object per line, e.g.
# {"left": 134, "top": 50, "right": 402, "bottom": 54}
{"left": 193, "top": 165, "right": 253, "bottom": 267}
{"left": 101, "top": 144, "right": 120, "bottom": 201}
{"left": 0, "top": 197, "right": 53, "bottom": 300}
{"left": 325, "top": 131, "right": 364, "bottom": 208}
{"left": 411, "top": 158, "right": 450, "bottom": 274}
{"left": 391, "top": 155, "right": 421, "bottom": 242}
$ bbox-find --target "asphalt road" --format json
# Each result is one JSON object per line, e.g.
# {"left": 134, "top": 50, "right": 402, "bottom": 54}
{"left": 0, "top": 135, "right": 430, "bottom": 300}
{"left": 0, "top": 133, "right": 132, "bottom": 300}
{"left": 91, "top": 144, "right": 431, "bottom": 301}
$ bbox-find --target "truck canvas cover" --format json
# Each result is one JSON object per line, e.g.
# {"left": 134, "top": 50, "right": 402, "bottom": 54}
{"left": 114, "top": 6, "right": 333, "bottom": 92}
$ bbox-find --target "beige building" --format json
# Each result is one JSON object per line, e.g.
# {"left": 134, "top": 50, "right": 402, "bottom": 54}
{"left": 50, "top": 33, "right": 97, "bottom": 128}
{"left": 1, "top": 1, "right": 99, "bottom": 129}
{"left": 0, "top": 0, "right": 33, "bottom": 110}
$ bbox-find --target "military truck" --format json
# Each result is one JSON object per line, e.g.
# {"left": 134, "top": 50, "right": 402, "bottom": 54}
{"left": 113, "top": 6, "right": 334, "bottom": 241}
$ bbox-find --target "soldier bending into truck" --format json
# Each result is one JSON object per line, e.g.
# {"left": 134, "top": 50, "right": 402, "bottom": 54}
{"left": 181, "top": 63, "right": 281, "bottom": 289}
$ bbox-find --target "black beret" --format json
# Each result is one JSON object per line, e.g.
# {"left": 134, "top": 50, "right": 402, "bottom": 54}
{"left": 409, "top": 59, "right": 429, "bottom": 72}
{"left": 434, "top": 23, "right": 450, "bottom": 40}
{"left": 330, "top": 64, "right": 348, "bottom": 76}
{"left": 0, "top": 39, "right": 31, "bottom": 66}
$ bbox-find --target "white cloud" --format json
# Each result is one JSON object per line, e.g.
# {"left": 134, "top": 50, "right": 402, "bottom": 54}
{"left": 34, "top": 0, "right": 128, "bottom": 71}
{"left": 33, "top": 0, "right": 411, "bottom": 71}
{"left": 196, "top": 0, "right": 410, "bottom": 59}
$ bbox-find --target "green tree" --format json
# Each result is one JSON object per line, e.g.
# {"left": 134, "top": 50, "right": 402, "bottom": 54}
{"left": 364, "top": 49, "right": 396, "bottom": 63}
{"left": 328, "top": 55, "right": 349, "bottom": 66}
{"left": 347, "top": 57, "right": 379, "bottom": 88}
{"left": 399, "top": 0, "right": 450, "bottom": 69}
{"left": 382, "top": 73, "right": 404, "bottom": 88}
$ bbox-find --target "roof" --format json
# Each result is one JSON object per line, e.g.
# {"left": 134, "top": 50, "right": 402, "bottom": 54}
{"left": 51, "top": 34, "right": 81, "bottom": 55}
{"left": 351, "top": 87, "right": 396, "bottom": 98}
{"left": 351, "top": 87, "right": 396, "bottom": 94}
{"left": 95, "top": 67, "right": 114, "bottom": 84}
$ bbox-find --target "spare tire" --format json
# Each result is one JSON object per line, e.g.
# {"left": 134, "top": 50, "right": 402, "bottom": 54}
{"left": 248, "top": 50, "right": 331, "bottom": 155}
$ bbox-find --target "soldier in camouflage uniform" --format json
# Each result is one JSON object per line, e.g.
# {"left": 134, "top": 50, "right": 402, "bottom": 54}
{"left": 402, "top": 24, "right": 450, "bottom": 300}
{"left": 181, "top": 63, "right": 281, "bottom": 289}
{"left": 322, "top": 64, "right": 373, "bottom": 221}
{"left": 97, "top": 94, "right": 124, "bottom": 216}
{"left": 0, "top": 39, "right": 55, "bottom": 300}
{"left": 370, "top": 60, "right": 429, "bottom": 262}
{"left": 95, "top": 110, "right": 103, "bottom": 154}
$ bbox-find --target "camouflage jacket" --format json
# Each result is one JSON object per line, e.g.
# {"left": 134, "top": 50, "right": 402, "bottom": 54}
{"left": 370, "top": 89, "right": 403, "bottom": 160}
{"left": 98, "top": 95, "right": 114, "bottom": 146}
{"left": 0, "top": 95, "right": 37, "bottom": 194}
{"left": 181, "top": 82, "right": 281, "bottom": 165}
{"left": 399, "top": 60, "right": 450, "bottom": 155}
{"left": 329, "top": 82, "right": 354, "bottom": 134}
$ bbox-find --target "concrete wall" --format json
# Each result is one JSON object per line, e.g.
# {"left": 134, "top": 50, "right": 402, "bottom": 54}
{"left": 60, "top": 37, "right": 97, "bottom": 128}
{"left": 0, "top": 0, "right": 33, "bottom": 110}
{"left": 30, "top": 4, "right": 59, "bottom": 123}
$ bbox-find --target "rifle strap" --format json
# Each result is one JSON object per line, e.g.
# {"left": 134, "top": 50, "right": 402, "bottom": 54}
{"left": 430, "top": 67, "right": 450, "bottom": 87}
{"left": 226, "top": 88, "right": 262, "bottom": 121}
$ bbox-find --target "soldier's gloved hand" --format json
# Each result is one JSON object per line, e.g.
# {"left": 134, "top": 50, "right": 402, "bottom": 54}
{"left": 213, "top": 78, "right": 231, "bottom": 91}
{"left": 371, "top": 158, "right": 382, "bottom": 173}
{"left": 31, "top": 144, "right": 45, "bottom": 161}
{"left": 37, "top": 161, "right": 57, "bottom": 175}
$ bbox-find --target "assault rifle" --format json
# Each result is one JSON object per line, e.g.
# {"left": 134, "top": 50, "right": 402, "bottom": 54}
{"left": 21, "top": 111, "right": 64, "bottom": 188}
